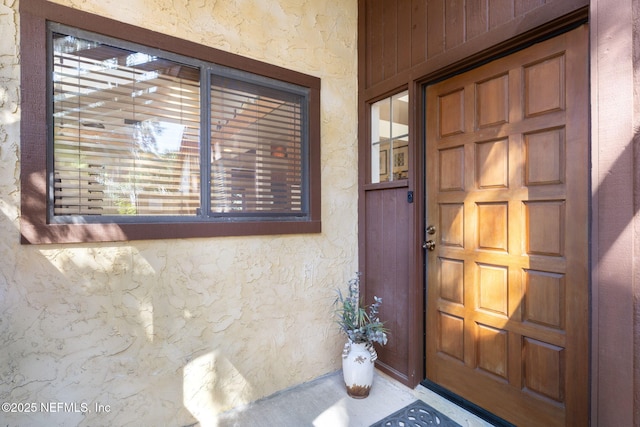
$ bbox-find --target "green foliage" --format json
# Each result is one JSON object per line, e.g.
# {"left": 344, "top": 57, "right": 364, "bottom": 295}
{"left": 334, "top": 273, "right": 388, "bottom": 345}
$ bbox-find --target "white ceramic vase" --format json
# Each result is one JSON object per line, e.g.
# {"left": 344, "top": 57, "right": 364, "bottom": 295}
{"left": 342, "top": 340, "right": 377, "bottom": 398}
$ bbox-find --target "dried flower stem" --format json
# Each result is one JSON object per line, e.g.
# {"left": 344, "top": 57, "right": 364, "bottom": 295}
{"left": 334, "top": 272, "right": 388, "bottom": 345}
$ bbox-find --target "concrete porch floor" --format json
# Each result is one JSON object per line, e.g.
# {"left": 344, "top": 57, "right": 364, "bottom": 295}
{"left": 216, "top": 370, "right": 497, "bottom": 427}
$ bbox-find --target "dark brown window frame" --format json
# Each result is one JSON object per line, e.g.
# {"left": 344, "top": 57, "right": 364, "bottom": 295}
{"left": 20, "top": 0, "right": 321, "bottom": 244}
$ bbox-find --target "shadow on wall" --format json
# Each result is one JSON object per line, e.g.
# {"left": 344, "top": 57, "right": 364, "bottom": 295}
{"left": 0, "top": 230, "right": 263, "bottom": 425}
{"left": 587, "top": 126, "right": 640, "bottom": 424}
{"left": 593, "top": 128, "right": 640, "bottom": 263}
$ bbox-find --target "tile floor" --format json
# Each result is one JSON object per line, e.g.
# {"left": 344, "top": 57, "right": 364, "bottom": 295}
{"left": 216, "top": 370, "right": 497, "bottom": 427}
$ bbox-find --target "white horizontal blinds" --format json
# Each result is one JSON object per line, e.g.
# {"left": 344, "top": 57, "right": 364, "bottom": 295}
{"left": 210, "top": 76, "right": 303, "bottom": 214}
{"left": 52, "top": 33, "right": 201, "bottom": 217}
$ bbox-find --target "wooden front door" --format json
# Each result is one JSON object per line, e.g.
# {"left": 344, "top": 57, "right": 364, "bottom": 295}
{"left": 424, "top": 26, "right": 589, "bottom": 427}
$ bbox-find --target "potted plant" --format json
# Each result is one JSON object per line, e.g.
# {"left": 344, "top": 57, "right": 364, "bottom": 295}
{"left": 334, "top": 272, "right": 388, "bottom": 398}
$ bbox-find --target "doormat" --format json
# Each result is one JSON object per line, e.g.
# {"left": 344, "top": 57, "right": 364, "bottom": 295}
{"left": 370, "top": 400, "right": 462, "bottom": 427}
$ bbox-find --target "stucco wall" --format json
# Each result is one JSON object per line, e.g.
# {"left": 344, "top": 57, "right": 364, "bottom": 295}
{"left": 0, "top": 0, "right": 358, "bottom": 425}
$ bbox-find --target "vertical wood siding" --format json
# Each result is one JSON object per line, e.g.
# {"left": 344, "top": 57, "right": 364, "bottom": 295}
{"left": 364, "top": 187, "right": 411, "bottom": 380}
{"left": 362, "top": 0, "right": 588, "bottom": 89}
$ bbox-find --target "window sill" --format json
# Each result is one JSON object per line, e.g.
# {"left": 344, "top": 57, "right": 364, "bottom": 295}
{"left": 20, "top": 218, "right": 322, "bottom": 244}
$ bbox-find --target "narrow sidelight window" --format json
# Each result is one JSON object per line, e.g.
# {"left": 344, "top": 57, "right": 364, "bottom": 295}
{"left": 370, "top": 91, "right": 409, "bottom": 183}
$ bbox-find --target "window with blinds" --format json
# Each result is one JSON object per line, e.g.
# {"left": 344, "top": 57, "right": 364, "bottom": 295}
{"left": 50, "top": 24, "right": 309, "bottom": 223}
{"left": 210, "top": 76, "right": 304, "bottom": 215}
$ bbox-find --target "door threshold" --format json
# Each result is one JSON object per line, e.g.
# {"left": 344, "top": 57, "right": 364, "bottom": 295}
{"left": 420, "top": 379, "right": 516, "bottom": 427}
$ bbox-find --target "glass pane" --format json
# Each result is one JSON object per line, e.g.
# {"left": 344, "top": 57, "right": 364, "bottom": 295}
{"left": 370, "top": 99, "right": 386, "bottom": 183}
{"left": 370, "top": 90, "right": 408, "bottom": 183}
{"left": 392, "top": 138, "right": 409, "bottom": 180}
{"left": 52, "top": 32, "right": 201, "bottom": 217}
{"left": 210, "top": 75, "right": 304, "bottom": 215}
{"left": 391, "top": 92, "right": 409, "bottom": 138}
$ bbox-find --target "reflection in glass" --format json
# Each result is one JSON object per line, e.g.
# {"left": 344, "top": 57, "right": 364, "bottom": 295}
{"left": 209, "top": 76, "right": 304, "bottom": 214}
{"left": 52, "top": 33, "right": 201, "bottom": 216}
{"left": 371, "top": 91, "right": 409, "bottom": 183}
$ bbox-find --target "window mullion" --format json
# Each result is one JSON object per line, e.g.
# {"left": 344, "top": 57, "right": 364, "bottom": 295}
{"left": 200, "top": 67, "right": 212, "bottom": 217}
{"left": 46, "top": 26, "right": 56, "bottom": 222}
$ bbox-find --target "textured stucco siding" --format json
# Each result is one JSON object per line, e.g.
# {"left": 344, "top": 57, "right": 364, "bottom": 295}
{"left": 0, "top": 0, "right": 357, "bottom": 425}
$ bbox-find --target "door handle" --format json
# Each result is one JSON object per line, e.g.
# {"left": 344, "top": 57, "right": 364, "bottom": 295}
{"left": 423, "top": 240, "right": 436, "bottom": 251}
